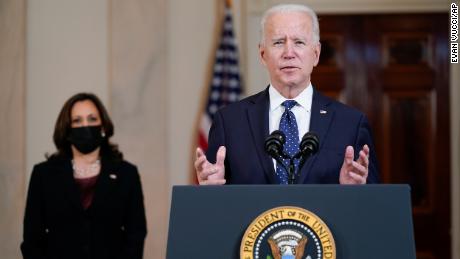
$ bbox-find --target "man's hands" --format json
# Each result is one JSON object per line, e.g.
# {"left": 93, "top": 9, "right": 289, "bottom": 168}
{"left": 339, "top": 145, "right": 370, "bottom": 184}
{"left": 194, "top": 146, "right": 226, "bottom": 185}
{"left": 195, "top": 144, "right": 370, "bottom": 185}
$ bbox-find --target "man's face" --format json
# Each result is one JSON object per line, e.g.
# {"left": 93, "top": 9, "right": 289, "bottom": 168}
{"left": 259, "top": 12, "right": 321, "bottom": 91}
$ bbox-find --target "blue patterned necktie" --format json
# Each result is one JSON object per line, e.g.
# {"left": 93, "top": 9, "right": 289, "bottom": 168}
{"left": 275, "top": 100, "right": 300, "bottom": 184}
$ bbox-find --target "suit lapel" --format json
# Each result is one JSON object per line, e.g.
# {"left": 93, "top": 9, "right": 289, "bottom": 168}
{"left": 297, "top": 90, "right": 334, "bottom": 183}
{"left": 89, "top": 157, "right": 118, "bottom": 212}
{"left": 246, "top": 87, "right": 278, "bottom": 184}
{"left": 58, "top": 158, "right": 85, "bottom": 212}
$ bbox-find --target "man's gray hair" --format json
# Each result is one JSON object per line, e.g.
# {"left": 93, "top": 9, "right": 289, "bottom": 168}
{"left": 260, "top": 4, "right": 320, "bottom": 45}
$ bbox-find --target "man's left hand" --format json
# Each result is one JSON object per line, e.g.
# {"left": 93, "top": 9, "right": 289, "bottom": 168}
{"left": 339, "top": 145, "right": 370, "bottom": 184}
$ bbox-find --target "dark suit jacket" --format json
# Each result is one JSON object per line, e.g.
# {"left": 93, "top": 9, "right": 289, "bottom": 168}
{"left": 206, "top": 87, "right": 379, "bottom": 184}
{"left": 21, "top": 156, "right": 147, "bottom": 259}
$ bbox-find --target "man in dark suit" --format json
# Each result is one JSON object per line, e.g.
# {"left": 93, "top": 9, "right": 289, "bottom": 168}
{"left": 194, "top": 4, "right": 379, "bottom": 185}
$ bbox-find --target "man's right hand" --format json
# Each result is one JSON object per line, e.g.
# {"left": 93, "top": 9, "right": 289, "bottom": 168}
{"left": 194, "top": 146, "right": 226, "bottom": 185}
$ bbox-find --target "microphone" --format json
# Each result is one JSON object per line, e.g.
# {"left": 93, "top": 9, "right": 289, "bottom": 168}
{"left": 295, "top": 132, "right": 320, "bottom": 170}
{"left": 265, "top": 130, "right": 288, "bottom": 165}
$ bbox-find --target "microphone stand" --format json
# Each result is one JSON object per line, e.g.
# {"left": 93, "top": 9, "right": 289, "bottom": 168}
{"left": 286, "top": 150, "right": 314, "bottom": 184}
{"left": 275, "top": 154, "right": 297, "bottom": 185}
{"left": 288, "top": 158, "right": 296, "bottom": 185}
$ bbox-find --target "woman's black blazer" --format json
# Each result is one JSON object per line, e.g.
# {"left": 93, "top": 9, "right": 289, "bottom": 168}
{"left": 21, "top": 156, "right": 147, "bottom": 259}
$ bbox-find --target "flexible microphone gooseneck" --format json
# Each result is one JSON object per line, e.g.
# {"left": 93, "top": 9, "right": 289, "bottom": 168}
{"left": 295, "top": 132, "right": 320, "bottom": 171}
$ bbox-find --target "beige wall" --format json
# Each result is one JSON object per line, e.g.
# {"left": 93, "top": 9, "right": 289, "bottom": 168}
{"left": 110, "top": 0, "right": 168, "bottom": 258}
{"left": 0, "top": 0, "right": 458, "bottom": 259}
{"left": 26, "top": 0, "right": 109, "bottom": 177}
{"left": 168, "top": 0, "right": 244, "bottom": 185}
{"left": 0, "top": 0, "right": 26, "bottom": 257}
{"left": 168, "top": 0, "right": 220, "bottom": 185}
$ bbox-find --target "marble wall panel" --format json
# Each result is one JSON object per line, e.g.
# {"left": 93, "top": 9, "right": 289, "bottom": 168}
{"left": 26, "top": 0, "right": 109, "bottom": 178}
{"left": 0, "top": 0, "right": 25, "bottom": 258}
{"left": 110, "top": 1, "right": 168, "bottom": 258}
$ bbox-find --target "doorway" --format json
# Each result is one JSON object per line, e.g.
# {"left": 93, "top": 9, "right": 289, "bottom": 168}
{"left": 313, "top": 13, "right": 450, "bottom": 259}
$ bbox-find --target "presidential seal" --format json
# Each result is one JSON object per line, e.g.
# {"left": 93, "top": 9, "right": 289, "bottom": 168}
{"left": 240, "top": 206, "right": 336, "bottom": 259}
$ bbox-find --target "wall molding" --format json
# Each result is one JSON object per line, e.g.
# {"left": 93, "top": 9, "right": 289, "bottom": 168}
{"left": 246, "top": 0, "right": 450, "bottom": 14}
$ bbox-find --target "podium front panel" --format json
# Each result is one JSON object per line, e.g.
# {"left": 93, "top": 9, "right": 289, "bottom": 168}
{"left": 166, "top": 185, "right": 415, "bottom": 259}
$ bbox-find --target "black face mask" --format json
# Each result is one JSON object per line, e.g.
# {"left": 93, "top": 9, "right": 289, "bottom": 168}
{"left": 68, "top": 126, "right": 104, "bottom": 154}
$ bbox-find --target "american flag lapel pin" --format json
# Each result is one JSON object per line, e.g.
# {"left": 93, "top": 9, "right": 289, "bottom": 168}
{"left": 109, "top": 174, "right": 117, "bottom": 180}
{"left": 320, "top": 109, "right": 327, "bottom": 114}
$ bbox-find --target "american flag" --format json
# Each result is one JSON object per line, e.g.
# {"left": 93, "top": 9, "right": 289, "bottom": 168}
{"left": 198, "top": 3, "right": 243, "bottom": 151}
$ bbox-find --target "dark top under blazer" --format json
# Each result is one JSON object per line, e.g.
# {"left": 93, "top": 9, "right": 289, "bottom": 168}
{"left": 21, "top": 156, "right": 147, "bottom": 259}
{"left": 206, "top": 87, "right": 380, "bottom": 184}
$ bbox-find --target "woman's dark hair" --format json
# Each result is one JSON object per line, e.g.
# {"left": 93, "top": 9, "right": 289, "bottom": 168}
{"left": 49, "top": 92, "right": 123, "bottom": 161}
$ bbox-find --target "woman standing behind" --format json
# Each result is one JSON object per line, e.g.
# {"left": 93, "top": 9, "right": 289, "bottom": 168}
{"left": 21, "top": 93, "right": 147, "bottom": 259}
